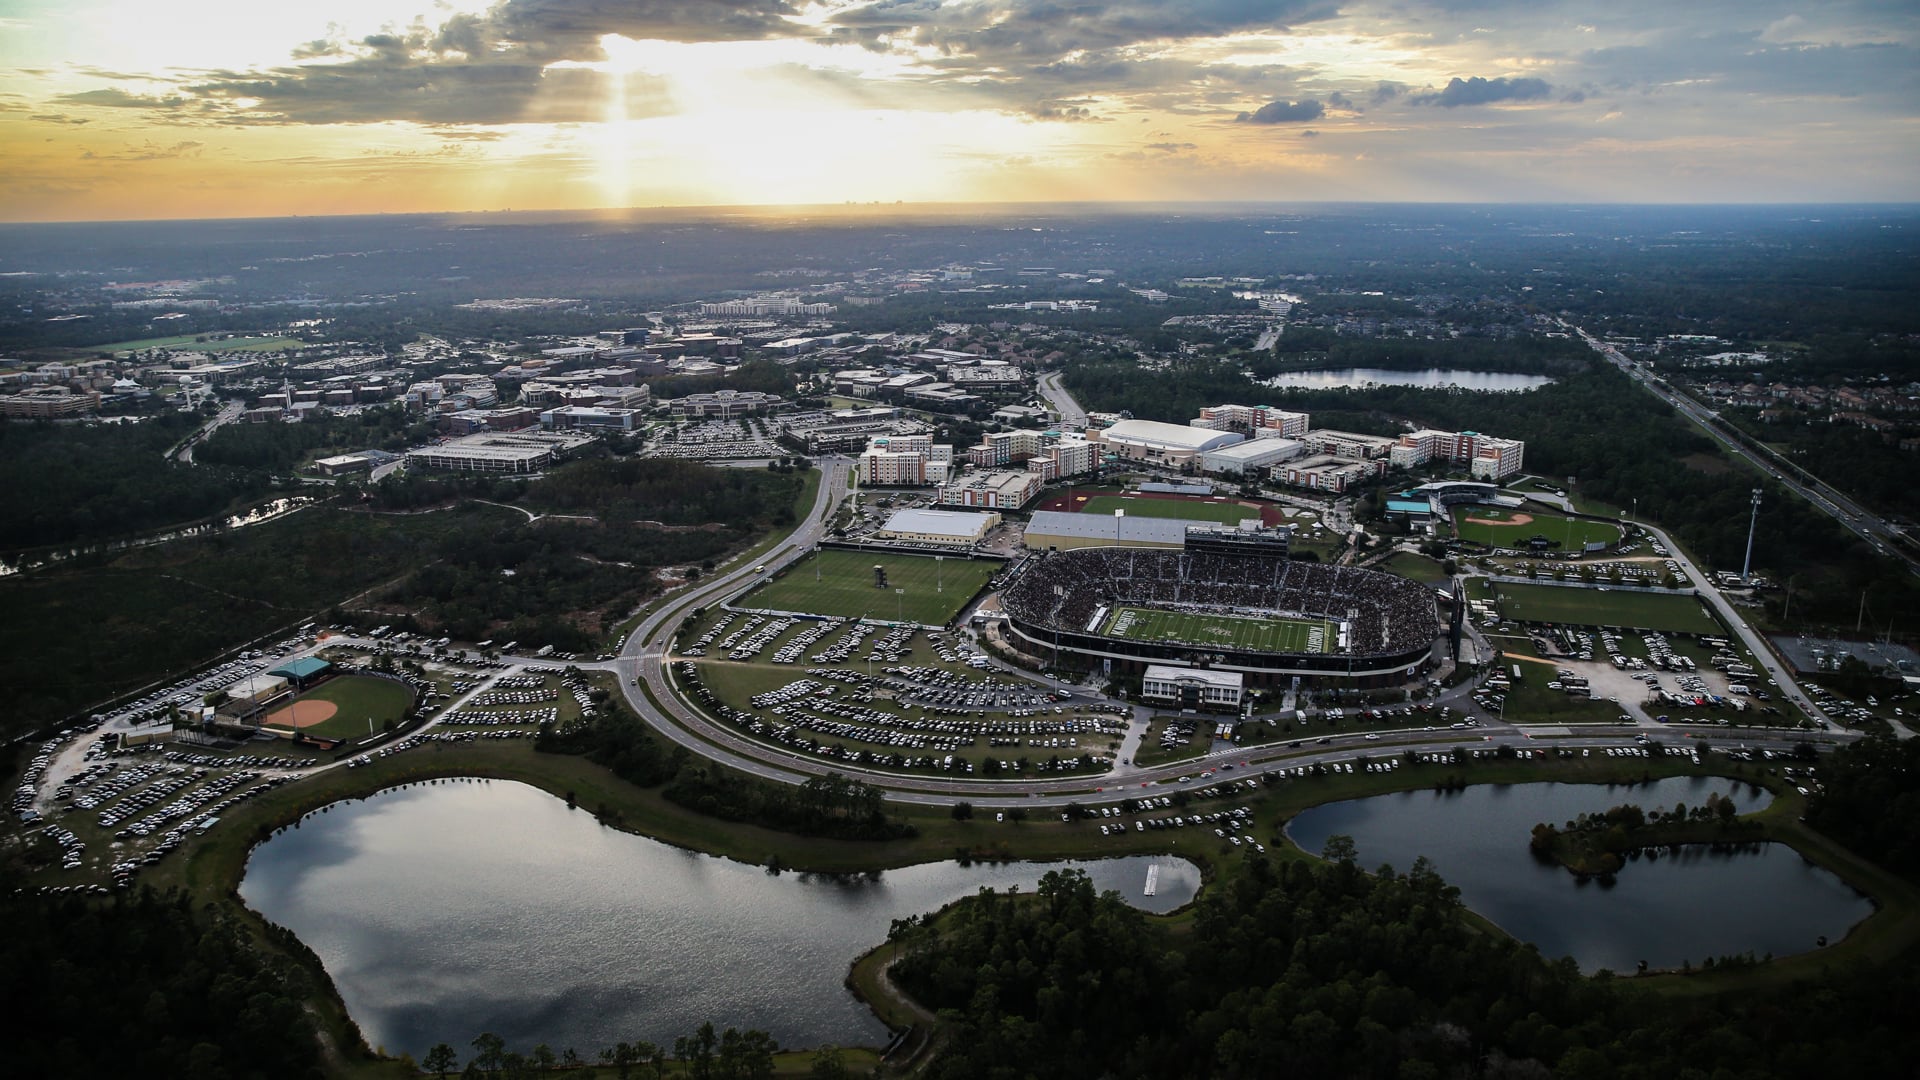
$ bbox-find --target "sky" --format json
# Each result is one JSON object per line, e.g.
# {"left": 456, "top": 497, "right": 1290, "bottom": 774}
{"left": 1, "top": 0, "right": 1915, "bottom": 221}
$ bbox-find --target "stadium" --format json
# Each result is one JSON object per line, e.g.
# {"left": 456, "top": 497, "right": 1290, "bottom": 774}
{"left": 999, "top": 543, "right": 1441, "bottom": 687}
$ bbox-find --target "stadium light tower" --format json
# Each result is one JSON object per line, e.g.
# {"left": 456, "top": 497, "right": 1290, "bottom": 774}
{"left": 1741, "top": 489, "right": 1762, "bottom": 585}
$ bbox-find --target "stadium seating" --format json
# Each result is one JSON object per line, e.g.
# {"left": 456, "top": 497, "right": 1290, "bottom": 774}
{"left": 1001, "top": 549, "right": 1436, "bottom": 659}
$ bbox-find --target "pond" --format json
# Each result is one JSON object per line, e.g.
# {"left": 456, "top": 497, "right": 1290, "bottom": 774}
{"left": 1286, "top": 776, "right": 1873, "bottom": 973}
{"left": 240, "top": 778, "right": 1201, "bottom": 1058}
{"left": 1258, "top": 367, "right": 1554, "bottom": 391}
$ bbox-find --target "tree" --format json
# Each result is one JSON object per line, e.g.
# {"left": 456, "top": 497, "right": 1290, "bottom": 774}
{"left": 1322, "top": 834, "right": 1359, "bottom": 864}
{"left": 471, "top": 1032, "right": 507, "bottom": 1074}
{"left": 425, "top": 1043, "right": 460, "bottom": 1078}
{"left": 809, "top": 1045, "right": 852, "bottom": 1080}
{"left": 951, "top": 801, "right": 974, "bottom": 821}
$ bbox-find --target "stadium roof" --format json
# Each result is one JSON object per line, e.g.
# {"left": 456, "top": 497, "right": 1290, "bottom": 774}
{"left": 269, "top": 657, "right": 333, "bottom": 681}
{"left": 1143, "top": 665, "right": 1244, "bottom": 689}
{"left": 1023, "top": 511, "right": 1198, "bottom": 546}
{"left": 881, "top": 508, "right": 997, "bottom": 539}
{"left": 1203, "top": 438, "right": 1303, "bottom": 464}
{"left": 1100, "top": 419, "right": 1243, "bottom": 453}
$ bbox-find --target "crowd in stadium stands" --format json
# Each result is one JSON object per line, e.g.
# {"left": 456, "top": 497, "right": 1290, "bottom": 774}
{"left": 1003, "top": 549, "right": 1436, "bottom": 657}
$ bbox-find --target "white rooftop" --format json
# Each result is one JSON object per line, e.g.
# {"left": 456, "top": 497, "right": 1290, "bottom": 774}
{"left": 1142, "top": 665, "right": 1244, "bottom": 689}
{"left": 881, "top": 508, "right": 997, "bottom": 538}
{"left": 1101, "top": 419, "right": 1243, "bottom": 453}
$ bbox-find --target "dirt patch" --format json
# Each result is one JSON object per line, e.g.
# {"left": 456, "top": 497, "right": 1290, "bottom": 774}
{"left": 1680, "top": 452, "right": 1733, "bottom": 476}
{"left": 1464, "top": 511, "right": 1534, "bottom": 527}
{"left": 263, "top": 699, "right": 338, "bottom": 729}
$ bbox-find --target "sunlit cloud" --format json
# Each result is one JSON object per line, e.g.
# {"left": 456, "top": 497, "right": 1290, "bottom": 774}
{"left": 0, "top": 0, "right": 1913, "bottom": 219}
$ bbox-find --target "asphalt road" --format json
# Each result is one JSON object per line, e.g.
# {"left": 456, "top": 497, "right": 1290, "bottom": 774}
{"left": 1036, "top": 370, "right": 1088, "bottom": 428}
{"left": 1565, "top": 321, "right": 1917, "bottom": 575}
{"left": 595, "top": 460, "right": 1862, "bottom": 810}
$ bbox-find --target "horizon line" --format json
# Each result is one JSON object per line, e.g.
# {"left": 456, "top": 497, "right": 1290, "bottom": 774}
{"left": 5, "top": 198, "right": 1919, "bottom": 229}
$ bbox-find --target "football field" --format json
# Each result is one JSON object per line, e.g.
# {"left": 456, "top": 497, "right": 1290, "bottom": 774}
{"left": 1102, "top": 606, "right": 1336, "bottom": 653}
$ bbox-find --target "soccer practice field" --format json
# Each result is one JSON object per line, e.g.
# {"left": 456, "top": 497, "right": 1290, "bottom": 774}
{"left": 742, "top": 549, "right": 998, "bottom": 625}
{"left": 1101, "top": 606, "right": 1337, "bottom": 653}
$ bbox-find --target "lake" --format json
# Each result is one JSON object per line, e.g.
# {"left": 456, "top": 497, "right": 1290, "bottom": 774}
{"left": 1258, "top": 367, "right": 1554, "bottom": 391}
{"left": 240, "top": 778, "right": 1201, "bottom": 1058}
{"left": 1286, "top": 776, "right": 1873, "bottom": 973}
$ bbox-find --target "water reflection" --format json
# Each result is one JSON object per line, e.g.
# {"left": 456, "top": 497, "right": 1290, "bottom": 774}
{"left": 242, "top": 779, "right": 1200, "bottom": 1058}
{"left": 1287, "top": 777, "right": 1871, "bottom": 973}
{"left": 1258, "top": 367, "right": 1554, "bottom": 391}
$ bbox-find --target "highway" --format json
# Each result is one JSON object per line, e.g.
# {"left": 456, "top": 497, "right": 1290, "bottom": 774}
{"left": 1565, "top": 322, "right": 1918, "bottom": 575}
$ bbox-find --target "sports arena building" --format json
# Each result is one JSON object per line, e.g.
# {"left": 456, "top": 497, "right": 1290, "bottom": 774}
{"left": 1089, "top": 419, "right": 1244, "bottom": 468}
{"left": 999, "top": 547, "right": 1438, "bottom": 686}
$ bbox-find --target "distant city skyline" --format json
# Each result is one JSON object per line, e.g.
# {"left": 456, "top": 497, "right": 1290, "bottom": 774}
{"left": 2, "top": 0, "right": 1915, "bottom": 222}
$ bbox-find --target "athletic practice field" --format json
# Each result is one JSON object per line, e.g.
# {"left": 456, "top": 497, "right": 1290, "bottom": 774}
{"left": 742, "top": 549, "right": 997, "bottom": 624}
{"left": 262, "top": 674, "right": 414, "bottom": 741}
{"left": 1493, "top": 582, "right": 1721, "bottom": 635}
{"left": 1452, "top": 506, "right": 1622, "bottom": 549}
{"left": 1102, "top": 606, "right": 1337, "bottom": 653}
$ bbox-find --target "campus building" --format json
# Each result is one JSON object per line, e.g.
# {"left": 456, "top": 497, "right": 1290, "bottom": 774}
{"left": 1389, "top": 429, "right": 1526, "bottom": 480}
{"left": 1089, "top": 419, "right": 1244, "bottom": 468}
{"left": 966, "top": 429, "right": 1097, "bottom": 481}
{"left": 540, "top": 405, "right": 642, "bottom": 432}
{"left": 1193, "top": 403, "right": 1310, "bottom": 439}
{"left": 936, "top": 469, "right": 1043, "bottom": 510}
{"left": 877, "top": 508, "right": 1001, "bottom": 546}
{"left": 405, "top": 432, "right": 594, "bottom": 473}
{"left": 1199, "top": 437, "right": 1306, "bottom": 476}
{"left": 664, "top": 390, "right": 784, "bottom": 419}
{"left": 1273, "top": 455, "right": 1388, "bottom": 493}
{"left": 858, "top": 433, "right": 953, "bottom": 485}
{"left": 1141, "top": 665, "right": 1245, "bottom": 710}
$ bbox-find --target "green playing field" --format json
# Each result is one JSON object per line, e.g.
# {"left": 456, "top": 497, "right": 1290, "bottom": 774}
{"left": 742, "top": 549, "right": 998, "bottom": 625}
{"left": 1101, "top": 606, "right": 1337, "bottom": 653}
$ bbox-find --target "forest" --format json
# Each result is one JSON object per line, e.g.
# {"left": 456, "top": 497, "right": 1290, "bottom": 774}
{"left": 536, "top": 703, "right": 915, "bottom": 843}
{"left": 0, "top": 458, "right": 806, "bottom": 739}
{"left": 0, "top": 880, "right": 326, "bottom": 1079}
{"left": 892, "top": 847, "right": 1920, "bottom": 1080}
{"left": 0, "top": 414, "right": 274, "bottom": 554}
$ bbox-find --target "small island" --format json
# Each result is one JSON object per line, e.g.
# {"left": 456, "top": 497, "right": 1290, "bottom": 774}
{"left": 1529, "top": 793, "right": 1761, "bottom": 880}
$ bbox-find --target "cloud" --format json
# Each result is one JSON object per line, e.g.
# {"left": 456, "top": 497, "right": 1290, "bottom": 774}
{"left": 831, "top": 0, "right": 1340, "bottom": 61}
{"left": 1412, "top": 76, "right": 1553, "bottom": 107}
{"left": 1237, "top": 98, "right": 1324, "bottom": 123}
{"left": 1325, "top": 91, "right": 1357, "bottom": 112}
{"left": 29, "top": 114, "right": 92, "bottom": 125}
{"left": 56, "top": 88, "right": 189, "bottom": 110}
{"left": 80, "top": 140, "right": 206, "bottom": 162}
{"left": 1022, "top": 101, "right": 1102, "bottom": 122}
{"left": 1299, "top": 128, "right": 1318, "bottom": 137}
{"left": 1146, "top": 141, "right": 1198, "bottom": 153}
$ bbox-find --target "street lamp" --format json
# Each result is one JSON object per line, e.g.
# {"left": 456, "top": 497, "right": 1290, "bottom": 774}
{"left": 1741, "top": 489, "right": 1762, "bottom": 585}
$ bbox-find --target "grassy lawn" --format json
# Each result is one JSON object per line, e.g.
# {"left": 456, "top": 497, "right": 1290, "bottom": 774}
{"left": 1077, "top": 494, "right": 1259, "bottom": 525}
{"left": 1495, "top": 671, "right": 1626, "bottom": 725}
{"left": 101, "top": 333, "right": 306, "bottom": 355}
{"left": 1104, "top": 606, "right": 1335, "bottom": 653}
{"left": 1493, "top": 581, "right": 1723, "bottom": 635}
{"left": 1378, "top": 551, "right": 1451, "bottom": 585}
{"left": 741, "top": 549, "right": 997, "bottom": 625}
{"left": 1453, "top": 506, "right": 1624, "bottom": 549}
{"left": 270, "top": 674, "right": 417, "bottom": 741}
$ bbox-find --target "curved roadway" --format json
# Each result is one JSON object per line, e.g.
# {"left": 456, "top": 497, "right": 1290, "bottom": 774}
{"left": 605, "top": 460, "right": 1861, "bottom": 811}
